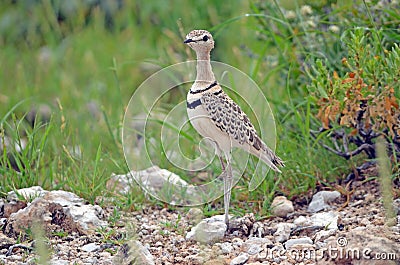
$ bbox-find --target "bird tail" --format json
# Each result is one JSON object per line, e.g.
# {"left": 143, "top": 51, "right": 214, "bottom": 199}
{"left": 250, "top": 144, "right": 284, "bottom": 173}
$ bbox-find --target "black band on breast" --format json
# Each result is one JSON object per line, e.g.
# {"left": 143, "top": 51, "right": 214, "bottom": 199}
{"left": 187, "top": 99, "right": 202, "bottom": 109}
{"left": 213, "top": 89, "right": 222, "bottom": 96}
{"left": 190, "top": 81, "right": 217, "bottom": 94}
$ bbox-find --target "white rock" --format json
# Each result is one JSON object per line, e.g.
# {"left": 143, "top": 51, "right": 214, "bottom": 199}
{"left": 110, "top": 166, "right": 190, "bottom": 204}
{"left": 5, "top": 188, "right": 107, "bottom": 236}
{"left": 307, "top": 191, "right": 340, "bottom": 213}
{"left": 230, "top": 253, "right": 249, "bottom": 265}
{"left": 232, "top": 237, "right": 244, "bottom": 248}
{"left": 114, "top": 240, "right": 155, "bottom": 265}
{"left": 284, "top": 237, "right": 313, "bottom": 249}
{"left": 310, "top": 211, "right": 339, "bottom": 230}
{"left": 274, "top": 223, "right": 296, "bottom": 243}
{"left": 49, "top": 257, "right": 70, "bottom": 265}
{"left": 220, "top": 242, "right": 234, "bottom": 254}
{"left": 271, "top": 196, "right": 294, "bottom": 217}
{"left": 242, "top": 237, "right": 272, "bottom": 255}
{"left": 360, "top": 218, "right": 370, "bottom": 226}
{"left": 81, "top": 243, "right": 100, "bottom": 252}
{"left": 186, "top": 215, "right": 227, "bottom": 243}
{"left": 314, "top": 229, "right": 337, "bottom": 242}
{"left": 10, "top": 254, "right": 23, "bottom": 261}
{"left": 83, "top": 257, "right": 97, "bottom": 263}
{"left": 186, "top": 208, "right": 204, "bottom": 224}
{"left": 293, "top": 215, "right": 308, "bottom": 226}
{"left": 7, "top": 186, "right": 47, "bottom": 201}
{"left": 45, "top": 190, "right": 107, "bottom": 230}
{"left": 113, "top": 166, "right": 188, "bottom": 192}
{"left": 244, "top": 244, "right": 262, "bottom": 256}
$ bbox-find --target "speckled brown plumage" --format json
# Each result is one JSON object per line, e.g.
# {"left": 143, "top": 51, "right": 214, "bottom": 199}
{"left": 200, "top": 88, "right": 284, "bottom": 168}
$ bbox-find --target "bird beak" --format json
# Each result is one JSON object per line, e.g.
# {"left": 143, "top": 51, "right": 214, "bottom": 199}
{"left": 184, "top": 39, "right": 194, "bottom": 43}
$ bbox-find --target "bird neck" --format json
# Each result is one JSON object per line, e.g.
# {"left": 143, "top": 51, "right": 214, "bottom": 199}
{"left": 194, "top": 51, "right": 215, "bottom": 85}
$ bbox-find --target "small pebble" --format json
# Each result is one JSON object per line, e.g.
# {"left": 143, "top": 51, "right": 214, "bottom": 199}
{"left": 230, "top": 253, "right": 249, "bottom": 265}
{"left": 232, "top": 237, "right": 243, "bottom": 248}
{"left": 284, "top": 237, "right": 313, "bottom": 249}
{"left": 271, "top": 196, "right": 294, "bottom": 217}
{"left": 220, "top": 242, "right": 234, "bottom": 254}
{"left": 81, "top": 243, "right": 100, "bottom": 252}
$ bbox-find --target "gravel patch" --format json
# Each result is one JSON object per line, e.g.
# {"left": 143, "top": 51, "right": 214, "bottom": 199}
{"left": 0, "top": 178, "right": 399, "bottom": 264}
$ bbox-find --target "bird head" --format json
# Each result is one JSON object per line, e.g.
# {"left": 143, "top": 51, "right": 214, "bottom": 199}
{"left": 184, "top": 30, "right": 214, "bottom": 52}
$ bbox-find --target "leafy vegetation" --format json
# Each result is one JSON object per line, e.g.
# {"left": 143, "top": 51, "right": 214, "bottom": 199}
{"left": 309, "top": 28, "right": 399, "bottom": 163}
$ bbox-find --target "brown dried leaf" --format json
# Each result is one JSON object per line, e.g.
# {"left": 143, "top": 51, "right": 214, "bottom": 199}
{"left": 350, "top": 128, "right": 358, "bottom": 136}
{"left": 390, "top": 96, "right": 399, "bottom": 109}
{"left": 322, "top": 106, "right": 331, "bottom": 129}
{"left": 342, "top": 78, "right": 355, "bottom": 84}
{"left": 333, "top": 71, "right": 339, "bottom": 79}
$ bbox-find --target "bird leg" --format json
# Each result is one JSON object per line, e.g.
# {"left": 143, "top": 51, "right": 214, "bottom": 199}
{"left": 223, "top": 159, "right": 233, "bottom": 230}
{"left": 219, "top": 155, "right": 226, "bottom": 171}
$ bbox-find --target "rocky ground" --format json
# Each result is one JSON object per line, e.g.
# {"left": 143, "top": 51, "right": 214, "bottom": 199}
{"left": 0, "top": 174, "right": 399, "bottom": 265}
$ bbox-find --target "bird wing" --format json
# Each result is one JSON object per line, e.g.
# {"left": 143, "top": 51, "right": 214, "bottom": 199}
{"left": 200, "top": 89, "right": 284, "bottom": 170}
{"left": 200, "top": 90, "right": 260, "bottom": 147}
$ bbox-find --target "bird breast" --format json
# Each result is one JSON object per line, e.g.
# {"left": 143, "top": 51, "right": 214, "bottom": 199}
{"left": 186, "top": 99, "right": 233, "bottom": 153}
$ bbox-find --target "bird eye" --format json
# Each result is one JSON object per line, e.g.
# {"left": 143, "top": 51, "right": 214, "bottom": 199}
{"left": 203, "top": 35, "right": 209, "bottom": 41}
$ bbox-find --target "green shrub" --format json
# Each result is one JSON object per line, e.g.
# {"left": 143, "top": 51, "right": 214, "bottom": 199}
{"left": 308, "top": 28, "right": 399, "bottom": 171}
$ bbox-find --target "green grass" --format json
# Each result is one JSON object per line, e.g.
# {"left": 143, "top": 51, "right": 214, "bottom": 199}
{"left": 0, "top": 0, "right": 398, "bottom": 219}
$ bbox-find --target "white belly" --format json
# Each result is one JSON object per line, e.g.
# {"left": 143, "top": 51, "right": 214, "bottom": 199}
{"left": 187, "top": 106, "right": 232, "bottom": 154}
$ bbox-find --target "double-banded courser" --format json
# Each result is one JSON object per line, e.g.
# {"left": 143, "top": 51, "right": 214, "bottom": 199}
{"left": 184, "top": 30, "right": 284, "bottom": 228}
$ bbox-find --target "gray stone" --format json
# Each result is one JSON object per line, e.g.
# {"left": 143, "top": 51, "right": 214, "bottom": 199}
{"left": 310, "top": 211, "right": 339, "bottom": 230}
{"left": 230, "top": 253, "right": 249, "bottom": 265}
{"left": 274, "top": 223, "right": 296, "bottom": 243}
{"left": 186, "top": 215, "right": 227, "bottom": 243}
{"left": 244, "top": 244, "right": 262, "bottom": 255}
{"left": 232, "top": 237, "right": 244, "bottom": 248}
{"left": 9, "top": 254, "right": 22, "bottom": 261}
{"left": 314, "top": 229, "right": 336, "bottom": 242}
{"left": 293, "top": 215, "right": 307, "bottom": 226}
{"left": 81, "top": 242, "right": 100, "bottom": 252}
{"left": 250, "top": 221, "right": 265, "bottom": 237}
{"left": 4, "top": 188, "right": 107, "bottom": 236}
{"left": 242, "top": 237, "right": 272, "bottom": 255}
{"left": 219, "top": 242, "right": 234, "bottom": 254}
{"left": 44, "top": 190, "right": 107, "bottom": 231}
{"left": 113, "top": 240, "right": 155, "bottom": 265}
{"left": 110, "top": 166, "right": 189, "bottom": 204}
{"left": 186, "top": 208, "right": 204, "bottom": 225}
{"left": 284, "top": 237, "right": 313, "bottom": 249}
{"left": 7, "top": 186, "right": 47, "bottom": 201}
{"left": 307, "top": 191, "right": 340, "bottom": 213}
{"left": 271, "top": 196, "right": 294, "bottom": 217}
{"left": 83, "top": 257, "right": 97, "bottom": 264}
